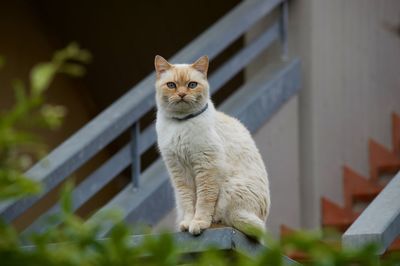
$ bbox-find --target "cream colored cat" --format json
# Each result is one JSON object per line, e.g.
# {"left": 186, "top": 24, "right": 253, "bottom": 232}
{"left": 154, "top": 55, "right": 270, "bottom": 238}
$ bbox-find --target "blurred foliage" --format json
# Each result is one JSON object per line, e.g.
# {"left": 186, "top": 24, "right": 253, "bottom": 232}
{"left": 0, "top": 44, "right": 399, "bottom": 266}
{"left": 1, "top": 203, "right": 399, "bottom": 266}
{"left": 0, "top": 43, "right": 91, "bottom": 200}
{"left": 0, "top": 56, "right": 5, "bottom": 69}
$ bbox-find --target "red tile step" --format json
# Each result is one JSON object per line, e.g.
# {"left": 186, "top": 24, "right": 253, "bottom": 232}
{"left": 387, "top": 237, "right": 400, "bottom": 252}
{"left": 393, "top": 113, "right": 400, "bottom": 157}
{"left": 369, "top": 139, "right": 400, "bottom": 182}
{"left": 280, "top": 225, "right": 310, "bottom": 262}
{"left": 321, "top": 197, "right": 359, "bottom": 232}
{"left": 343, "top": 166, "right": 382, "bottom": 211}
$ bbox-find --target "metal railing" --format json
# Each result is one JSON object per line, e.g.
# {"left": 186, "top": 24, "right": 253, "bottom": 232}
{"left": 0, "top": 0, "right": 301, "bottom": 238}
{"left": 342, "top": 170, "right": 400, "bottom": 254}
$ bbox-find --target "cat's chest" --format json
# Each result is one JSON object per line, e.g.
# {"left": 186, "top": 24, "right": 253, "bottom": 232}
{"left": 156, "top": 118, "right": 212, "bottom": 156}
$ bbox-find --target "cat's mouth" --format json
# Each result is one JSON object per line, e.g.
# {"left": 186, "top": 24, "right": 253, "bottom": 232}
{"left": 174, "top": 99, "right": 190, "bottom": 104}
{"left": 167, "top": 96, "right": 197, "bottom": 109}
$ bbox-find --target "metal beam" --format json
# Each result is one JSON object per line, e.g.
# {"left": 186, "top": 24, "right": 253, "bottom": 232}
{"left": 220, "top": 59, "right": 301, "bottom": 133}
{"left": 209, "top": 21, "right": 280, "bottom": 93}
{"left": 87, "top": 159, "right": 173, "bottom": 237}
{"left": 125, "top": 227, "right": 298, "bottom": 262}
{"left": 130, "top": 123, "right": 140, "bottom": 188}
{"left": 342, "top": 171, "right": 400, "bottom": 254}
{"left": 22, "top": 144, "right": 132, "bottom": 235}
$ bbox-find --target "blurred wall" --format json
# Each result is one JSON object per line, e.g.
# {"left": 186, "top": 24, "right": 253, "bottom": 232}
{"left": 245, "top": 9, "right": 301, "bottom": 236}
{"left": 253, "top": 97, "right": 301, "bottom": 236}
{"left": 290, "top": 0, "right": 400, "bottom": 228}
{"left": 30, "top": 0, "right": 241, "bottom": 111}
{"left": 0, "top": 0, "right": 96, "bottom": 149}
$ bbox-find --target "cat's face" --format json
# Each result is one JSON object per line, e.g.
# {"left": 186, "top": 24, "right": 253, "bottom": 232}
{"left": 154, "top": 55, "right": 209, "bottom": 117}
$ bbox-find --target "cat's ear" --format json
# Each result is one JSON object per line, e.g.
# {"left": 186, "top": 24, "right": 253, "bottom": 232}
{"left": 191, "top": 55, "right": 209, "bottom": 76}
{"left": 155, "top": 55, "right": 172, "bottom": 77}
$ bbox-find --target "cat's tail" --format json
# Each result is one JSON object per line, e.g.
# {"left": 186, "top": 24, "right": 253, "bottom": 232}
{"left": 229, "top": 210, "right": 266, "bottom": 241}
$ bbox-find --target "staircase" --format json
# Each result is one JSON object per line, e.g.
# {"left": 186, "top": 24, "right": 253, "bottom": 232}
{"left": 282, "top": 113, "right": 400, "bottom": 260}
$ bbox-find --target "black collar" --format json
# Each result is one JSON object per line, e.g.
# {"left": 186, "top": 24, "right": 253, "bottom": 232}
{"left": 172, "top": 103, "right": 209, "bottom": 121}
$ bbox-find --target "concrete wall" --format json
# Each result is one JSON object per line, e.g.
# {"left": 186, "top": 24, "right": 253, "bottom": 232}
{"left": 243, "top": 4, "right": 302, "bottom": 236}
{"left": 253, "top": 97, "right": 301, "bottom": 235}
{"left": 290, "top": 0, "right": 400, "bottom": 228}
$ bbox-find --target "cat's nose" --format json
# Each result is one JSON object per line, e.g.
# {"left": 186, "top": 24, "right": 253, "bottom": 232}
{"left": 178, "top": 92, "right": 187, "bottom": 98}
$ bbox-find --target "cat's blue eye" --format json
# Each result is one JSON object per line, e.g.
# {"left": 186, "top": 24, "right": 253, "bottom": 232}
{"left": 166, "top": 82, "right": 176, "bottom": 89}
{"left": 188, "top": 81, "right": 198, "bottom": 89}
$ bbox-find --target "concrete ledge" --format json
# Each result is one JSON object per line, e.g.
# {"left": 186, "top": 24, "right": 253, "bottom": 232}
{"left": 127, "top": 227, "right": 298, "bottom": 264}
{"left": 23, "top": 227, "right": 298, "bottom": 264}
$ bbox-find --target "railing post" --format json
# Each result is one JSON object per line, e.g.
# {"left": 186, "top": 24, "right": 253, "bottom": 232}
{"left": 130, "top": 122, "right": 140, "bottom": 189}
{"left": 279, "top": 0, "right": 289, "bottom": 60}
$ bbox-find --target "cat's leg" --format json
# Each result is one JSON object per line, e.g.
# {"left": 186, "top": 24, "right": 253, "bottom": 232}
{"left": 189, "top": 163, "right": 219, "bottom": 235}
{"left": 173, "top": 178, "right": 196, "bottom": 232}
{"left": 228, "top": 210, "right": 266, "bottom": 240}
{"left": 166, "top": 158, "right": 196, "bottom": 232}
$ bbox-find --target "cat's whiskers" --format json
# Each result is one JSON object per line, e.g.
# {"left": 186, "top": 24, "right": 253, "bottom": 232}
{"left": 168, "top": 96, "right": 181, "bottom": 105}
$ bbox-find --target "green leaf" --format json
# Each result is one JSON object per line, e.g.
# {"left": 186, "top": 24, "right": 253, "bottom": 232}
{"left": 59, "top": 63, "right": 86, "bottom": 77}
{"left": 0, "top": 169, "right": 42, "bottom": 200}
{"left": 0, "top": 221, "right": 19, "bottom": 249}
{"left": 60, "top": 181, "right": 74, "bottom": 214}
{"left": 30, "top": 63, "right": 56, "bottom": 97}
{"left": 65, "top": 42, "right": 92, "bottom": 63}
{"left": 54, "top": 42, "right": 92, "bottom": 64}
{"left": 13, "top": 80, "right": 27, "bottom": 105}
{"left": 40, "top": 104, "right": 67, "bottom": 130}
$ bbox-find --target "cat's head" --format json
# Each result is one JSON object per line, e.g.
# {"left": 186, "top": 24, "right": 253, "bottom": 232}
{"left": 154, "top": 55, "right": 209, "bottom": 118}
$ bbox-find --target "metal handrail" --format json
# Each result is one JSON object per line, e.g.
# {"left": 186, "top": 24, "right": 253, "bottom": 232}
{"left": 342, "top": 170, "right": 400, "bottom": 254}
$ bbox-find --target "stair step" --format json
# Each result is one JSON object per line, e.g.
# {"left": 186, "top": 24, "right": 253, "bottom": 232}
{"left": 321, "top": 197, "right": 359, "bottom": 232}
{"left": 280, "top": 224, "right": 295, "bottom": 237}
{"left": 388, "top": 237, "right": 400, "bottom": 252}
{"left": 280, "top": 225, "right": 310, "bottom": 262}
{"left": 351, "top": 201, "right": 371, "bottom": 214}
{"left": 393, "top": 113, "right": 400, "bottom": 157}
{"left": 369, "top": 139, "right": 400, "bottom": 182}
{"left": 343, "top": 166, "right": 382, "bottom": 211}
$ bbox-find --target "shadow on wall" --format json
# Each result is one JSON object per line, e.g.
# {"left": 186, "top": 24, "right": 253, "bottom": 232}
{"left": 28, "top": 0, "right": 242, "bottom": 110}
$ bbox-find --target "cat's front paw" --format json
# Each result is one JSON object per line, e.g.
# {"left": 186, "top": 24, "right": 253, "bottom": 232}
{"left": 179, "top": 220, "right": 191, "bottom": 232}
{"left": 188, "top": 219, "right": 211, "bottom": 235}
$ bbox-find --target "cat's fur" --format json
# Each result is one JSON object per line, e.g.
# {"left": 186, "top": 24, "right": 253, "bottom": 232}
{"left": 154, "top": 55, "right": 270, "bottom": 237}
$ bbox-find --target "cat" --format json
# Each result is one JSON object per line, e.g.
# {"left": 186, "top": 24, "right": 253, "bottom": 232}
{"left": 154, "top": 55, "right": 270, "bottom": 238}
